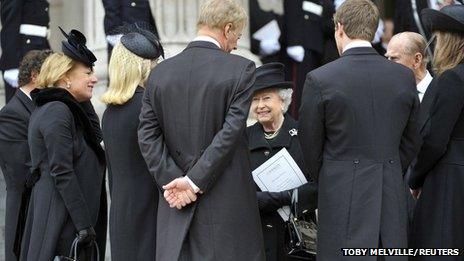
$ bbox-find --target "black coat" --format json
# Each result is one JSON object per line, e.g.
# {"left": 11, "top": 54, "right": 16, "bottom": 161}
{"left": 138, "top": 41, "right": 265, "bottom": 261}
{"left": 299, "top": 47, "right": 421, "bottom": 260}
{"left": 102, "top": 0, "right": 159, "bottom": 36}
{"left": 409, "top": 63, "right": 464, "bottom": 255}
{"left": 247, "top": 115, "right": 317, "bottom": 261}
{"left": 20, "top": 89, "right": 107, "bottom": 261}
{"left": 102, "top": 86, "right": 158, "bottom": 261}
{"left": 0, "top": 90, "right": 34, "bottom": 261}
{"left": 0, "top": 0, "right": 50, "bottom": 71}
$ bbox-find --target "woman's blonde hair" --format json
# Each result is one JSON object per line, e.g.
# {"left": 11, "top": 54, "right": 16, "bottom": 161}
{"left": 433, "top": 31, "right": 464, "bottom": 76}
{"left": 36, "top": 53, "right": 76, "bottom": 88}
{"left": 101, "top": 43, "right": 153, "bottom": 105}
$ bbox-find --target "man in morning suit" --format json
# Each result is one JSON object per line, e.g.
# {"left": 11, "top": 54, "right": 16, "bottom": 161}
{"left": 0, "top": 49, "right": 52, "bottom": 261}
{"left": 298, "top": 0, "right": 421, "bottom": 259}
{"left": 138, "top": 1, "right": 265, "bottom": 260}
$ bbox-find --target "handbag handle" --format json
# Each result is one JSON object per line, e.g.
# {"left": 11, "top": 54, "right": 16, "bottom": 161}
{"left": 69, "top": 237, "right": 100, "bottom": 261}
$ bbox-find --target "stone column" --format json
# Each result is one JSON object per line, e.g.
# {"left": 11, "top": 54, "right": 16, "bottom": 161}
{"left": 151, "top": 0, "right": 260, "bottom": 64}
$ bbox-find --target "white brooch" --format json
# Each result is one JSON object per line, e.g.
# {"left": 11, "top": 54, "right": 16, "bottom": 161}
{"left": 289, "top": 128, "right": 298, "bottom": 136}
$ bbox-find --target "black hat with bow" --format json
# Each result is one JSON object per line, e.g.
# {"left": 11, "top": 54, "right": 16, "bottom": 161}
{"left": 421, "top": 5, "right": 464, "bottom": 34}
{"left": 253, "top": 62, "right": 293, "bottom": 92}
{"left": 59, "top": 27, "right": 97, "bottom": 67}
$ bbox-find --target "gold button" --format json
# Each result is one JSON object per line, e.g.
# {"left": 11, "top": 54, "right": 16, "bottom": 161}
{"left": 131, "top": 2, "right": 136, "bottom": 6}
{"left": 26, "top": 39, "right": 31, "bottom": 44}
{"left": 45, "top": 7, "right": 48, "bottom": 11}
{"left": 304, "top": 15, "right": 309, "bottom": 20}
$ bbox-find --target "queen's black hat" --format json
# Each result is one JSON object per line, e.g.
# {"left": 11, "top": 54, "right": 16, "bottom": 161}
{"left": 253, "top": 62, "right": 293, "bottom": 92}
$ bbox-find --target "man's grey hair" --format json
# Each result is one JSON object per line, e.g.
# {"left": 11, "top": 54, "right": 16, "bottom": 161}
{"left": 278, "top": 88, "right": 293, "bottom": 113}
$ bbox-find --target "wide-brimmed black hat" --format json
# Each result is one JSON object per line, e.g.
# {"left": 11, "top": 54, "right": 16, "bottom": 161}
{"left": 254, "top": 62, "right": 293, "bottom": 92}
{"left": 59, "top": 27, "right": 97, "bottom": 67}
{"left": 421, "top": 5, "right": 464, "bottom": 34}
{"left": 121, "top": 29, "right": 164, "bottom": 60}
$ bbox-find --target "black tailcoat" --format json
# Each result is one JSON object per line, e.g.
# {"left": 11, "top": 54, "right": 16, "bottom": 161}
{"left": 409, "top": 63, "right": 464, "bottom": 254}
{"left": 299, "top": 47, "right": 421, "bottom": 260}
{"left": 0, "top": 90, "right": 34, "bottom": 261}
{"left": 102, "top": 86, "right": 158, "bottom": 261}
{"left": 138, "top": 41, "right": 265, "bottom": 261}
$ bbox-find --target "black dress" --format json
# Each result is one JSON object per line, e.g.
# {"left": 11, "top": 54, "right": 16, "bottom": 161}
{"left": 409, "top": 63, "right": 464, "bottom": 258}
{"left": 102, "top": 86, "right": 158, "bottom": 261}
{"left": 20, "top": 88, "right": 107, "bottom": 261}
{"left": 247, "top": 115, "right": 317, "bottom": 261}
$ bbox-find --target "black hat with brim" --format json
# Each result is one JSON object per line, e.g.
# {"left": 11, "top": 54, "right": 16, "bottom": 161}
{"left": 421, "top": 5, "right": 464, "bottom": 34}
{"left": 254, "top": 62, "right": 293, "bottom": 93}
{"left": 59, "top": 27, "right": 97, "bottom": 67}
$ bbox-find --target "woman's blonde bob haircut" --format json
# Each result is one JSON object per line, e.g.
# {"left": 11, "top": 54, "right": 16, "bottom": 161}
{"left": 36, "top": 53, "right": 76, "bottom": 88}
{"left": 101, "top": 42, "right": 153, "bottom": 105}
{"left": 197, "top": 0, "right": 247, "bottom": 31}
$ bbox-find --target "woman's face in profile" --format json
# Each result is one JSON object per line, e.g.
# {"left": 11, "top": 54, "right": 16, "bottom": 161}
{"left": 66, "top": 62, "right": 98, "bottom": 102}
{"left": 251, "top": 89, "right": 284, "bottom": 125}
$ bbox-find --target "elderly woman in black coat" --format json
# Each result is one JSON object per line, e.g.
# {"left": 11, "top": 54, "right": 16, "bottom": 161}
{"left": 247, "top": 62, "right": 317, "bottom": 261}
{"left": 100, "top": 27, "right": 163, "bottom": 261}
{"left": 20, "top": 29, "right": 106, "bottom": 261}
{"left": 409, "top": 5, "right": 464, "bottom": 255}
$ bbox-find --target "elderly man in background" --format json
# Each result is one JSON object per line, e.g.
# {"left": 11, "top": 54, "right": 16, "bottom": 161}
{"left": 385, "top": 31, "right": 435, "bottom": 232}
{"left": 138, "top": 0, "right": 265, "bottom": 260}
{"left": 0, "top": 49, "right": 52, "bottom": 261}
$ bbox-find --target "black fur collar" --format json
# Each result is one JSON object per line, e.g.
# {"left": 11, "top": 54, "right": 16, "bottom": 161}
{"left": 31, "top": 87, "right": 106, "bottom": 165}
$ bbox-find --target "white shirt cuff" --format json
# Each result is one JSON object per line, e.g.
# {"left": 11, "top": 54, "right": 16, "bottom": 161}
{"left": 185, "top": 176, "right": 200, "bottom": 193}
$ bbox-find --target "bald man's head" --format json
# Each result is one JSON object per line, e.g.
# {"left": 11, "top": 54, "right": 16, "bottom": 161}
{"left": 385, "top": 32, "right": 428, "bottom": 72}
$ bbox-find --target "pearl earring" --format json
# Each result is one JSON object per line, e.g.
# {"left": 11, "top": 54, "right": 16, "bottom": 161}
{"left": 66, "top": 82, "right": 71, "bottom": 89}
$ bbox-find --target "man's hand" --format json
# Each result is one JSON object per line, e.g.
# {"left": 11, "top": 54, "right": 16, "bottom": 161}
{"left": 163, "top": 177, "right": 198, "bottom": 209}
{"left": 410, "top": 188, "right": 422, "bottom": 200}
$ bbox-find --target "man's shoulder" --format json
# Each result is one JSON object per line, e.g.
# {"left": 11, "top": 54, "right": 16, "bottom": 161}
{"left": 0, "top": 95, "right": 26, "bottom": 120}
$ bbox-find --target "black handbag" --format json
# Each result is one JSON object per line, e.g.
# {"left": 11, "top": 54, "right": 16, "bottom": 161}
{"left": 54, "top": 236, "right": 100, "bottom": 261}
{"left": 284, "top": 189, "right": 317, "bottom": 260}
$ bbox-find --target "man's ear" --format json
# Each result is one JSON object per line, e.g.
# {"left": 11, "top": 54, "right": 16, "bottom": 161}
{"left": 30, "top": 71, "right": 38, "bottom": 84}
{"left": 414, "top": 53, "right": 423, "bottom": 69}
{"left": 224, "top": 23, "right": 233, "bottom": 38}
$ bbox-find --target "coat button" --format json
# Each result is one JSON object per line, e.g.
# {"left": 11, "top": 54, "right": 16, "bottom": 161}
{"left": 26, "top": 39, "right": 31, "bottom": 44}
{"left": 131, "top": 2, "right": 136, "bottom": 6}
{"left": 389, "top": 160, "right": 394, "bottom": 164}
{"left": 354, "top": 159, "right": 359, "bottom": 164}
{"left": 45, "top": 7, "right": 48, "bottom": 11}
{"left": 266, "top": 224, "right": 273, "bottom": 228}
{"left": 304, "top": 15, "right": 309, "bottom": 20}
{"left": 264, "top": 150, "right": 270, "bottom": 156}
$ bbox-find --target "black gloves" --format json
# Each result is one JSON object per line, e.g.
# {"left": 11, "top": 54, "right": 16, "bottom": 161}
{"left": 77, "top": 226, "right": 96, "bottom": 246}
{"left": 257, "top": 191, "right": 292, "bottom": 213}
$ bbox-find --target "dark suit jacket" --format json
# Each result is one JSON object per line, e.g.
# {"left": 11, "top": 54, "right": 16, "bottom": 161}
{"left": 102, "top": 0, "right": 159, "bottom": 37}
{"left": 0, "top": 90, "right": 34, "bottom": 261}
{"left": 393, "top": 0, "right": 429, "bottom": 35}
{"left": 138, "top": 41, "right": 265, "bottom": 261}
{"left": 299, "top": 47, "right": 421, "bottom": 260}
{"left": 0, "top": 0, "right": 50, "bottom": 70}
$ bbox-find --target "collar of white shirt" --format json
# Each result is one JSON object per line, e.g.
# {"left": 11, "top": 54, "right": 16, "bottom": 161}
{"left": 193, "top": 35, "right": 221, "bottom": 49}
{"left": 19, "top": 87, "right": 32, "bottom": 100}
{"left": 342, "top": 40, "right": 372, "bottom": 53}
{"left": 417, "top": 70, "right": 433, "bottom": 95}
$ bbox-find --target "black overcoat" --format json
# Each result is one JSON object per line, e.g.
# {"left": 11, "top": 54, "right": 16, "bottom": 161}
{"left": 102, "top": 86, "right": 158, "bottom": 261}
{"left": 138, "top": 41, "right": 265, "bottom": 261}
{"left": 409, "top": 63, "right": 464, "bottom": 257}
{"left": 247, "top": 115, "right": 317, "bottom": 261}
{"left": 299, "top": 47, "right": 421, "bottom": 260}
{"left": 0, "top": 90, "right": 34, "bottom": 261}
{"left": 19, "top": 89, "right": 107, "bottom": 261}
